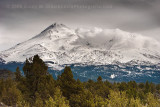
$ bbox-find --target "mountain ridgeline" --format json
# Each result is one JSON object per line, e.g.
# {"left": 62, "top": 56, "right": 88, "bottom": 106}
{"left": 0, "top": 23, "right": 160, "bottom": 83}
{"left": 0, "top": 23, "right": 160, "bottom": 64}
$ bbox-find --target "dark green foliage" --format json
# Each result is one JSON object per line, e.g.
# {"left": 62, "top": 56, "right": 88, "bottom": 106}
{"left": 138, "top": 83, "right": 145, "bottom": 89}
{"left": 0, "top": 55, "right": 160, "bottom": 107}
{"left": 58, "top": 66, "right": 85, "bottom": 107}
{"left": 0, "top": 78, "right": 22, "bottom": 106}
{"left": 15, "top": 67, "right": 22, "bottom": 81}
{"left": 97, "top": 76, "right": 102, "bottom": 82}
{"left": 22, "top": 55, "right": 55, "bottom": 105}
{"left": 0, "top": 69, "right": 15, "bottom": 79}
{"left": 58, "top": 66, "right": 83, "bottom": 99}
{"left": 118, "top": 82, "right": 127, "bottom": 91}
{"left": 145, "top": 81, "right": 151, "bottom": 93}
{"left": 95, "top": 77, "right": 110, "bottom": 98}
{"left": 69, "top": 89, "right": 94, "bottom": 107}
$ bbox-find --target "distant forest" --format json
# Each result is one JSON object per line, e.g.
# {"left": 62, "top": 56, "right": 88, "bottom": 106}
{"left": 0, "top": 55, "right": 160, "bottom": 107}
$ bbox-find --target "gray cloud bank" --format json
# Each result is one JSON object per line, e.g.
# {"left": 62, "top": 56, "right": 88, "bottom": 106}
{"left": 0, "top": 0, "right": 160, "bottom": 51}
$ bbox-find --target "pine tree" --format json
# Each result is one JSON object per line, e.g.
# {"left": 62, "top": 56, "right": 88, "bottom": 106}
{"left": 58, "top": 66, "right": 81, "bottom": 99}
{"left": 108, "top": 90, "right": 128, "bottom": 107}
{"left": 94, "top": 95, "right": 108, "bottom": 107}
{"left": 97, "top": 76, "right": 102, "bottom": 83}
{"left": 15, "top": 67, "right": 22, "bottom": 81}
{"left": 145, "top": 81, "right": 151, "bottom": 93}
{"left": 45, "top": 87, "right": 69, "bottom": 107}
{"left": 1, "top": 79, "right": 22, "bottom": 106}
{"left": 146, "top": 92, "right": 160, "bottom": 107}
{"left": 34, "top": 92, "right": 44, "bottom": 107}
{"left": 69, "top": 89, "right": 94, "bottom": 107}
{"left": 95, "top": 76, "right": 110, "bottom": 98}
{"left": 129, "top": 97, "right": 143, "bottom": 107}
{"left": 22, "top": 55, "right": 55, "bottom": 105}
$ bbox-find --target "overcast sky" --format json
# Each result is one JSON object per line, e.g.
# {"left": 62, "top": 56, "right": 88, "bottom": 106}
{"left": 0, "top": 0, "right": 160, "bottom": 51}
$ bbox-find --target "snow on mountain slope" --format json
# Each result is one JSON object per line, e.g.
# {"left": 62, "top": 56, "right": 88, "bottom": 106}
{"left": 0, "top": 23, "right": 160, "bottom": 66}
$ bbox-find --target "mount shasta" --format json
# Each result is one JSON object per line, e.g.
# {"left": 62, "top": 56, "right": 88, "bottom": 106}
{"left": 0, "top": 23, "right": 160, "bottom": 83}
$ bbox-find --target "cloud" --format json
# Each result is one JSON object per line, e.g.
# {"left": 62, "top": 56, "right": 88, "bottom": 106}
{"left": 0, "top": 0, "right": 160, "bottom": 51}
{"left": 73, "top": 27, "right": 160, "bottom": 51}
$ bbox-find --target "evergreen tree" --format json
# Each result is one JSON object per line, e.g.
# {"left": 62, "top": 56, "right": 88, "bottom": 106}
{"left": 58, "top": 66, "right": 83, "bottom": 99}
{"left": 15, "top": 67, "right": 22, "bottom": 81}
{"left": 128, "top": 97, "right": 143, "bottom": 107}
{"left": 69, "top": 89, "right": 94, "bottom": 107}
{"left": 145, "top": 81, "right": 151, "bottom": 93}
{"left": 1, "top": 54, "right": 160, "bottom": 107}
{"left": 118, "top": 82, "right": 127, "bottom": 91}
{"left": 108, "top": 90, "right": 128, "bottom": 107}
{"left": 95, "top": 76, "right": 110, "bottom": 98}
{"left": 45, "top": 87, "right": 69, "bottom": 107}
{"left": 94, "top": 95, "right": 108, "bottom": 107}
{"left": 146, "top": 92, "right": 160, "bottom": 107}
{"left": 34, "top": 92, "right": 44, "bottom": 107}
{"left": 1, "top": 79, "right": 22, "bottom": 106}
{"left": 22, "top": 55, "right": 55, "bottom": 105}
{"left": 97, "top": 76, "right": 102, "bottom": 83}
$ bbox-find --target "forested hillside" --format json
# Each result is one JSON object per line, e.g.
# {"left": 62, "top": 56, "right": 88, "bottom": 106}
{"left": 0, "top": 69, "right": 15, "bottom": 79}
{"left": 0, "top": 55, "right": 160, "bottom": 107}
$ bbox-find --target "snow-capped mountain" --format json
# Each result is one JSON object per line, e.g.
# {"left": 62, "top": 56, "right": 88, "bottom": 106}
{"left": 0, "top": 23, "right": 160, "bottom": 67}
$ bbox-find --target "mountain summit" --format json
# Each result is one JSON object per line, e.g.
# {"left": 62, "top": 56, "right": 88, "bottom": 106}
{"left": 41, "top": 23, "right": 69, "bottom": 33}
{"left": 0, "top": 23, "right": 160, "bottom": 67}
